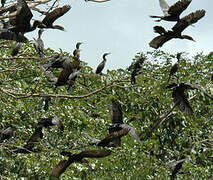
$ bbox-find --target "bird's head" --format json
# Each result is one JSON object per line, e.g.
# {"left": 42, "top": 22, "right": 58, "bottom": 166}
{"left": 103, "top": 53, "right": 111, "bottom": 59}
{"left": 76, "top": 42, "right": 83, "bottom": 49}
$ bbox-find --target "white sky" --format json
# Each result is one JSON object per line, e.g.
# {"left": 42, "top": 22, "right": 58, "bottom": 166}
{"left": 28, "top": 0, "right": 213, "bottom": 71}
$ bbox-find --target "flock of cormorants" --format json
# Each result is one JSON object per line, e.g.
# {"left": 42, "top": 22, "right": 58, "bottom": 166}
{"left": 0, "top": 0, "right": 212, "bottom": 178}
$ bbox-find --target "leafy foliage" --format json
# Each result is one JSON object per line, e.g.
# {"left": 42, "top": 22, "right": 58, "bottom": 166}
{"left": 0, "top": 40, "right": 212, "bottom": 179}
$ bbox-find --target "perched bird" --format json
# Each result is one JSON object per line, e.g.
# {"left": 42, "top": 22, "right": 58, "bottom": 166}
{"left": 55, "top": 60, "right": 72, "bottom": 89}
{"left": 149, "top": 10, "right": 206, "bottom": 49}
{"left": 43, "top": 97, "right": 51, "bottom": 111}
{"left": 85, "top": 0, "right": 110, "bottom": 2}
{"left": 38, "top": 5, "right": 71, "bottom": 31}
{"left": 166, "top": 82, "right": 213, "bottom": 115}
{"left": 150, "top": 0, "right": 191, "bottom": 22}
{"left": 73, "top": 42, "right": 83, "bottom": 61}
{"left": 13, "top": 116, "right": 64, "bottom": 153}
{"left": 33, "top": 29, "right": 44, "bottom": 58}
{"left": 13, "top": 126, "right": 43, "bottom": 153}
{"left": 95, "top": 53, "right": 110, "bottom": 74}
{"left": 0, "top": 127, "right": 14, "bottom": 143}
{"left": 67, "top": 66, "right": 81, "bottom": 92}
{"left": 38, "top": 116, "right": 64, "bottom": 131}
{"left": 167, "top": 52, "right": 182, "bottom": 82}
{"left": 50, "top": 149, "right": 111, "bottom": 177}
{"left": 8, "top": 0, "right": 44, "bottom": 34}
{"left": 129, "top": 56, "right": 146, "bottom": 84}
{"left": 171, "top": 156, "right": 187, "bottom": 180}
{"left": 45, "top": 55, "right": 69, "bottom": 70}
{"left": 11, "top": 42, "right": 22, "bottom": 56}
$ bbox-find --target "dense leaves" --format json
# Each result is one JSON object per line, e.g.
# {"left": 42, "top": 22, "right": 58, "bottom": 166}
{"left": 0, "top": 40, "right": 212, "bottom": 179}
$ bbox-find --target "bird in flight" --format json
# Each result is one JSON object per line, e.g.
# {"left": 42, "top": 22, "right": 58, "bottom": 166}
{"left": 150, "top": 0, "right": 192, "bottom": 22}
{"left": 149, "top": 10, "right": 206, "bottom": 49}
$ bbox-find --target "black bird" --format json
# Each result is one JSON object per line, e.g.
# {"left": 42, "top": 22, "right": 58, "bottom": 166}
{"left": 11, "top": 42, "right": 22, "bottom": 56}
{"left": 45, "top": 55, "right": 70, "bottom": 70}
{"left": 95, "top": 53, "right": 110, "bottom": 74}
{"left": 149, "top": 10, "right": 206, "bottom": 49}
{"left": 67, "top": 66, "right": 81, "bottom": 92}
{"left": 38, "top": 5, "right": 71, "bottom": 31}
{"left": 8, "top": 0, "right": 44, "bottom": 34}
{"left": 38, "top": 116, "right": 64, "bottom": 131}
{"left": 171, "top": 156, "right": 187, "bottom": 180}
{"left": 73, "top": 42, "right": 83, "bottom": 61}
{"left": 55, "top": 59, "right": 72, "bottom": 89}
{"left": 129, "top": 56, "right": 146, "bottom": 84}
{"left": 0, "top": 127, "right": 14, "bottom": 143}
{"left": 167, "top": 52, "right": 182, "bottom": 82}
{"left": 150, "top": 0, "right": 191, "bottom": 22}
{"left": 166, "top": 82, "right": 213, "bottom": 115}
{"left": 13, "top": 126, "right": 43, "bottom": 153}
{"left": 33, "top": 29, "right": 44, "bottom": 58}
{"left": 0, "top": 29, "right": 28, "bottom": 42}
{"left": 85, "top": 99, "right": 141, "bottom": 147}
{"left": 43, "top": 97, "right": 51, "bottom": 111}
{"left": 50, "top": 149, "right": 111, "bottom": 177}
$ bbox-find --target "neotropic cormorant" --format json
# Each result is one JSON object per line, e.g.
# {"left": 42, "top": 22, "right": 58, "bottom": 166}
{"left": 167, "top": 52, "right": 182, "bottom": 82}
{"left": 150, "top": 0, "right": 192, "bottom": 22}
{"left": 33, "top": 28, "right": 44, "bottom": 58}
{"left": 149, "top": 10, "right": 206, "bottom": 49}
{"left": 11, "top": 42, "right": 22, "bottom": 56}
{"left": 50, "top": 149, "right": 111, "bottom": 177}
{"left": 95, "top": 53, "right": 110, "bottom": 74}
{"left": 166, "top": 82, "right": 213, "bottom": 115}
{"left": 38, "top": 5, "right": 71, "bottom": 31}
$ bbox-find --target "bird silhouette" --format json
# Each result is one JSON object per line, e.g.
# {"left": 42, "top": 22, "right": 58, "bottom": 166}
{"left": 85, "top": 99, "right": 140, "bottom": 147}
{"left": 150, "top": 0, "right": 192, "bottom": 22}
{"left": 8, "top": 0, "right": 44, "bottom": 34}
{"left": 38, "top": 116, "right": 64, "bottom": 131}
{"left": 33, "top": 29, "right": 44, "bottom": 58}
{"left": 95, "top": 53, "right": 110, "bottom": 74}
{"left": 0, "top": 127, "right": 14, "bottom": 143}
{"left": 166, "top": 82, "right": 213, "bottom": 115}
{"left": 50, "top": 149, "right": 111, "bottom": 177}
{"left": 67, "top": 66, "right": 81, "bottom": 92}
{"left": 129, "top": 56, "right": 146, "bottom": 84}
{"left": 38, "top": 5, "right": 71, "bottom": 31}
{"left": 149, "top": 10, "right": 206, "bottom": 49}
{"left": 11, "top": 42, "right": 22, "bottom": 56}
{"left": 167, "top": 52, "right": 182, "bottom": 82}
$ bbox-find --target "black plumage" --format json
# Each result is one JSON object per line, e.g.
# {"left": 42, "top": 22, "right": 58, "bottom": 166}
{"left": 166, "top": 82, "right": 213, "bottom": 115}
{"left": 50, "top": 149, "right": 111, "bottom": 177}
{"left": 38, "top": 5, "right": 71, "bottom": 31}
{"left": 11, "top": 42, "right": 22, "bottom": 56}
{"left": 150, "top": 0, "right": 192, "bottom": 22}
{"left": 167, "top": 52, "right": 182, "bottom": 82}
{"left": 95, "top": 53, "right": 110, "bottom": 74}
{"left": 33, "top": 29, "right": 44, "bottom": 58}
{"left": 149, "top": 10, "right": 206, "bottom": 49}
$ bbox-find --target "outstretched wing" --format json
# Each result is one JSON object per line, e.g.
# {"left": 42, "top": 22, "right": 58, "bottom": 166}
{"left": 183, "top": 82, "right": 213, "bottom": 100}
{"left": 173, "top": 89, "right": 193, "bottom": 115}
{"left": 108, "top": 99, "right": 123, "bottom": 124}
{"left": 172, "top": 10, "right": 206, "bottom": 33}
{"left": 119, "top": 124, "right": 141, "bottom": 143}
{"left": 42, "top": 5, "right": 71, "bottom": 26}
{"left": 149, "top": 34, "right": 172, "bottom": 49}
{"left": 168, "top": 0, "right": 191, "bottom": 17}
